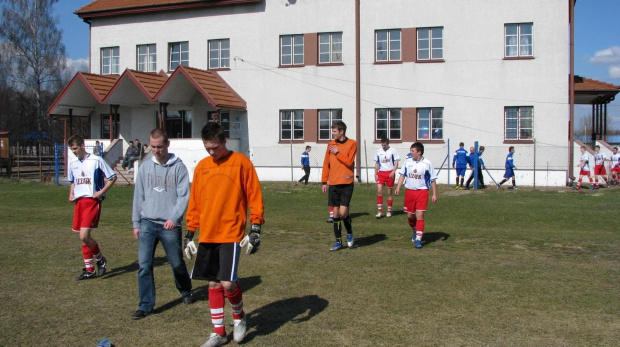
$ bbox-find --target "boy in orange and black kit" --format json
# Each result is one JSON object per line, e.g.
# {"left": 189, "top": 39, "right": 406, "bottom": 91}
{"left": 321, "top": 121, "right": 358, "bottom": 251}
{"left": 184, "top": 123, "right": 264, "bottom": 347}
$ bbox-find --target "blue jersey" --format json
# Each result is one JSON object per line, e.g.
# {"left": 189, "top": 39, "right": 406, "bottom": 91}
{"left": 301, "top": 151, "right": 310, "bottom": 166}
{"left": 469, "top": 151, "right": 484, "bottom": 167}
{"left": 505, "top": 152, "right": 515, "bottom": 169}
{"left": 452, "top": 147, "right": 468, "bottom": 168}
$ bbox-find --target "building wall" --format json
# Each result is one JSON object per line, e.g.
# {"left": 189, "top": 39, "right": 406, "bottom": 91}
{"left": 84, "top": 0, "right": 571, "bottom": 184}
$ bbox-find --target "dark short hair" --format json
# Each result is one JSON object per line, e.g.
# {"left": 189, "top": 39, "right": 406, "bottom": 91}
{"left": 381, "top": 137, "right": 389, "bottom": 144}
{"left": 411, "top": 142, "right": 424, "bottom": 154}
{"left": 479, "top": 146, "right": 485, "bottom": 151}
{"left": 509, "top": 146, "right": 514, "bottom": 151}
{"left": 67, "top": 135, "right": 84, "bottom": 146}
{"left": 150, "top": 128, "right": 168, "bottom": 143}
{"left": 595, "top": 145, "right": 600, "bottom": 149}
{"left": 201, "top": 122, "right": 226, "bottom": 143}
{"left": 331, "top": 120, "right": 347, "bottom": 133}
{"left": 459, "top": 142, "right": 464, "bottom": 147}
{"left": 614, "top": 147, "right": 618, "bottom": 150}
{"left": 306, "top": 145, "right": 312, "bottom": 150}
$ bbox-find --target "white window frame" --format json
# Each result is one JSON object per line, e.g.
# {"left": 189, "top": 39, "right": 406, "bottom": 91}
{"left": 375, "top": 108, "right": 402, "bottom": 141}
{"left": 375, "top": 29, "right": 401, "bottom": 62}
{"left": 417, "top": 27, "right": 443, "bottom": 60}
{"left": 280, "top": 35, "right": 304, "bottom": 66}
{"left": 505, "top": 106, "right": 533, "bottom": 140}
{"left": 318, "top": 32, "right": 343, "bottom": 64}
{"left": 101, "top": 47, "right": 119, "bottom": 75}
{"left": 208, "top": 39, "right": 230, "bottom": 69}
{"left": 280, "top": 110, "right": 304, "bottom": 140}
{"left": 169, "top": 42, "right": 189, "bottom": 71}
{"left": 318, "top": 109, "right": 343, "bottom": 140}
{"left": 417, "top": 108, "right": 443, "bottom": 140}
{"left": 505, "top": 23, "right": 533, "bottom": 57}
{"left": 137, "top": 44, "right": 156, "bottom": 72}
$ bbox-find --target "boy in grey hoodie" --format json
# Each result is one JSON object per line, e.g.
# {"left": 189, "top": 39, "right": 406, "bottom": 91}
{"left": 131, "top": 129, "right": 193, "bottom": 319}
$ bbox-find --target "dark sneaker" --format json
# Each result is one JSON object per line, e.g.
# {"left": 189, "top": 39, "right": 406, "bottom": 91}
{"left": 330, "top": 242, "right": 343, "bottom": 251}
{"left": 96, "top": 257, "right": 107, "bottom": 277}
{"left": 182, "top": 293, "right": 195, "bottom": 305}
{"left": 326, "top": 217, "right": 334, "bottom": 223}
{"left": 132, "top": 309, "right": 152, "bottom": 320}
{"left": 76, "top": 269, "right": 96, "bottom": 281}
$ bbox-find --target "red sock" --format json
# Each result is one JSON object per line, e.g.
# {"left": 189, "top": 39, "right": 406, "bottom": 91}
{"left": 387, "top": 199, "right": 393, "bottom": 212}
{"left": 329, "top": 206, "right": 334, "bottom": 218}
{"left": 81, "top": 244, "right": 95, "bottom": 273}
{"left": 377, "top": 196, "right": 383, "bottom": 212}
{"left": 407, "top": 219, "right": 416, "bottom": 229}
{"left": 416, "top": 220, "right": 425, "bottom": 234}
{"left": 225, "top": 285, "right": 245, "bottom": 320}
{"left": 209, "top": 287, "right": 226, "bottom": 336}
{"left": 91, "top": 242, "right": 103, "bottom": 262}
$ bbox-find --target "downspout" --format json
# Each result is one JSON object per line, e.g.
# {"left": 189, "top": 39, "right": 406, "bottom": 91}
{"left": 355, "top": 0, "right": 361, "bottom": 182}
{"left": 568, "top": 0, "right": 575, "bottom": 182}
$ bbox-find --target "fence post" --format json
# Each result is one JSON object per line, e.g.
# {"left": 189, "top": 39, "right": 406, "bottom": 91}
{"left": 447, "top": 139, "right": 450, "bottom": 187}
{"left": 55, "top": 143, "right": 60, "bottom": 185}
{"left": 533, "top": 138, "right": 536, "bottom": 189}
{"left": 17, "top": 141, "right": 20, "bottom": 181}
{"left": 290, "top": 138, "right": 294, "bottom": 182}
{"left": 474, "top": 141, "right": 479, "bottom": 189}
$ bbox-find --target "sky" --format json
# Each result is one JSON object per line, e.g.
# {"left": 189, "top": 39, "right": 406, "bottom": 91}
{"left": 53, "top": 0, "right": 620, "bottom": 129}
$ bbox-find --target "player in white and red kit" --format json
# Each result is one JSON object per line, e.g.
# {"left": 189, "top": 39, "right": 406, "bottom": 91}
{"left": 609, "top": 147, "right": 620, "bottom": 185}
{"left": 593, "top": 145, "right": 608, "bottom": 188}
{"left": 374, "top": 138, "right": 401, "bottom": 218}
{"left": 395, "top": 142, "right": 438, "bottom": 249}
{"left": 68, "top": 135, "right": 117, "bottom": 280}
{"left": 574, "top": 146, "right": 593, "bottom": 190}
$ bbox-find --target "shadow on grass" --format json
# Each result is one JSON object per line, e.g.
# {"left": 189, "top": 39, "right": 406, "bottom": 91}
{"left": 352, "top": 233, "right": 387, "bottom": 248}
{"left": 103, "top": 256, "right": 170, "bottom": 279}
{"left": 422, "top": 232, "right": 450, "bottom": 246}
{"left": 349, "top": 212, "right": 369, "bottom": 219}
{"left": 244, "top": 295, "right": 329, "bottom": 343}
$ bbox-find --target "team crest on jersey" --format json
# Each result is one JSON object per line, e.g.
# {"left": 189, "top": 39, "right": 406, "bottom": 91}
{"left": 81, "top": 171, "right": 85, "bottom": 177}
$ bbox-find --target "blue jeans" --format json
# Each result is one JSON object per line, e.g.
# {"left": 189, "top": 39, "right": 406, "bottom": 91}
{"left": 137, "top": 219, "right": 192, "bottom": 312}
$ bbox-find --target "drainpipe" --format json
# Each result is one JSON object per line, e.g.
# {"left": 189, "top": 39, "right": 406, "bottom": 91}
{"left": 568, "top": 0, "right": 575, "bottom": 182}
{"left": 355, "top": 0, "right": 361, "bottom": 182}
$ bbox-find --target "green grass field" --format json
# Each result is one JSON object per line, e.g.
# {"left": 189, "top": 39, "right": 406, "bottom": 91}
{"left": 0, "top": 179, "right": 618, "bottom": 346}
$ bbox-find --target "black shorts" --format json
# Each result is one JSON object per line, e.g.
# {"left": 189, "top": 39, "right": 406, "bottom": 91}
{"left": 328, "top": 183, "right": 354, "bottom": 207}
{"left": 191, "top": 242, "right": 241, "bottom": 282}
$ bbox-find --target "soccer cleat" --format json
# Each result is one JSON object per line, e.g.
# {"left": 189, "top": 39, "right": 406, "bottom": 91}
{"left": 375, "top": 212, "right": 382, "bottom": 219}
{"left": 76, "top": 269, "right": 96, "bottom": 281}
{"left": 414, "top": 239, "right": 422, "bottom": 249}
{"left": 201, "top": 333, "right": 228, "bottom": 347}
{"left": 233, "top": 316, "right": 247, "bottom": 343}
{"left": 386, "top": 212, "right": 392, "bottom": 218}
{"left": 330, "top": 242, "right": 343, "bottom": 251}
{"left": 326, "top": 217, "right": 334, "bottom": 223}
{"left": 96, "top": 257, "right": 107, "bottom": 277}
{"left": 182, "top": 293, "right": 195, "bottom": 305}
{"left": 131, "top": 309, "right": 151, "bottom": 320}
{"left": 453, "top": 186, "right": 459, "bottom": 190}
{"left": 346, "top": 233, "right": 354, "bottom": 248}
{"left": 589, "top": 186, "right": 595, "bottom": 190}
{"left": 496, "top": 184, "right": 501, "bottom": 189}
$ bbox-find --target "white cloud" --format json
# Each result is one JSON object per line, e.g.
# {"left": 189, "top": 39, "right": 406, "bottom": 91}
{"left": 589, "top": 46, "right": 620, "bottom": 64}
{"left": 609, "top": 65, "right": 620, "bottom": 79}
{"left": 65, "top": 57, "right": 89, "bottom": 74}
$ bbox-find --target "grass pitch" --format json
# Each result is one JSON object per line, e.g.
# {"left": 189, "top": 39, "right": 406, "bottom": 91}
{"left": 0, "top": 179, "right": 618, "bottom": 346}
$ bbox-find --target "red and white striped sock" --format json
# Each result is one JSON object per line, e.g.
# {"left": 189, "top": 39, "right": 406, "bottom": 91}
{"left": 81, "top": 244, "right": 95, "bottom": 273}
{"left": 377, "top": 196, "right": 383, "bottom": 213}
{"left": 225, "top": 285, "right": 245, "bottom": 320}
{"left": 209, "top": 287, "right": 226, "bottom": 337}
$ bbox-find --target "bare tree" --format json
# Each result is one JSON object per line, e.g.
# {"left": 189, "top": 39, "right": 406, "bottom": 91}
{"left": 0, "top": 0, "right": 66, "bottom": 148}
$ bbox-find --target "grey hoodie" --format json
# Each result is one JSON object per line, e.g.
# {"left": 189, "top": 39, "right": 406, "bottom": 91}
{"left": 132, "top": 153, "right": 190, "bottom": 229}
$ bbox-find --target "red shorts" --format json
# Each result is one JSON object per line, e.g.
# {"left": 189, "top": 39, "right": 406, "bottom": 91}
{"left": 612, "top": 167, "right": 620, "bottom": 174}
{"left": 579, "top": 169, "right": 590, "bottom": 176}
{"left": 72, "top": 198, "right": 101, "bottom": 232}
{"left": 403, "top": 189, "right": 429, "bottom": 214}
{"left": 594, "top": 165, "right": 606, "bottom": 175}
{"left": 376, "top": 171, "right": 395, "bottom": 187}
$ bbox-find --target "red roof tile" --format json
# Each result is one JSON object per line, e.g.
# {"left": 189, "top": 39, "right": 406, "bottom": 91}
{"left": 79, "top": 73, "right": 119, "bottom": 100}
{"left": 574, "top": 76, "right": 620, "bottom": 92}
{"left": 76, "top": 0, "right": 261, "bottom": 17}
{"left": 174, "top": 66, "right": 246, "bottom": 110}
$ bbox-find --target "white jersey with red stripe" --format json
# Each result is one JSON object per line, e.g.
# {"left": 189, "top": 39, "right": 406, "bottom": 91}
{"left": 610, "top": 153, "right": 620, "bottom": 168}
{"left": 398, "top": 156, "right": 437, "bottom": 190}
{"left": 579, "top": 153, "right": 591, "bottom": 171}
{"left": 594, "top": 152, "right": 606, "bottom": 166}
{"left": 68, "top": 154, "right": 116, "bottom": 200}
{"left": 375, "top": 147, "right": 401, "bottom": 172}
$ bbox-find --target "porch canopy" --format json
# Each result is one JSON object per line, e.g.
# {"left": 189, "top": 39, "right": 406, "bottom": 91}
{"left": 574, "top": 75, "right": 620, "bottom": 142}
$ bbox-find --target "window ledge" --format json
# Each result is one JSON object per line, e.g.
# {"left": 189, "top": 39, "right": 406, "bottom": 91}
{"left": 374, "top": 61, "right": 402, "bottom": 65}
{"left": 279, "top": 64, "right": 306, "bottom": 68}
{"left": 278, "top": 139, "right": 306, "bottom": 144}
{"left": 503, "top": 140, "right": 534, "bottom": 144}
{"left": 208, "top": 67, "right": 231, "bottom": 71}
{"left": 373, "top": 140, "right": 403, "bottom": 144}
{"left": 318, "top": 63, "right": 344, "bottom": 67}
{"left": 415, "top": 59, "right": 445, "bottom": 63}
{"left": 503, "top": 56, "right": 535, "bottom": 60}
{"left": 417, "top": 139, "right": 445, "bottom": 144}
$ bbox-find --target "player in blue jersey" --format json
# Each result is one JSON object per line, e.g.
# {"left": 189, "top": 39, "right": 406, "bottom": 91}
{"left": 395, "top": 142, "right": 438, "bottom": 249}
{"left": 498, "top": 146, "right": 517, "bottom": 189}
{"left": 452, "top": 142, "right": 468, "bottom": 189}
{"left": 67, "top": 135, "right": 117, "bottom": 280}
{"left": 465, "top": 146, "right": 486, "bottom": 189}
{"left": 298, "top": 145, "right": 312, "bottom": 185}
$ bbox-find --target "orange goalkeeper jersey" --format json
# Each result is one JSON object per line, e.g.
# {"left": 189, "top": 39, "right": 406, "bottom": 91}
{"left": 186, "top": 151, "right": 265, "bottom": 243}
{"left": 321, "top": 137, "right": 357, "bottom": 185}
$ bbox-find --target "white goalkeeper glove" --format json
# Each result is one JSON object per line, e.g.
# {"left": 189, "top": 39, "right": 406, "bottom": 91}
{"left": 240, "top": 224, "right": 261, "bottom": 255}
{"left": 184, "top": 230, "right": 197, "bottom": 260}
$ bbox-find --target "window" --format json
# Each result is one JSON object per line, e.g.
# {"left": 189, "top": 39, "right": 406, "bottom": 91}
{"left": 280, "top": 35, "right": 304, "bottom": 66}
{"left": 101, "top": 114, "right": 119, "bottom": 138}
{"left": 505, "top": 106, "right": 533, "bottom": 140}
{"left": 417, "top": 27, "right": 443, "bottom": 60}
{"left": 417, "top": 108, "right": 443, "bottom": 140}
{"left": 375, "top": 108, "right": 401, "bottom": 140}
{"left": 169, "top": 42, "right": 189, "bottom": 71}
{"left": 280, "top": 110, "right": 304, "bottom": 140}
{"left": 505, "top": 23, "right": 533, "bottom": 57}
{"left": 137, "top": 44, "right": 156, "bottom": 72}
{"left": 318, "top": 32, "right": 343, "bottom": 64}
{"left": 166, "top": 110, "right": 192, "bottom": 138}
{"left": 101, "top": 47, "right": 119, "bottom": 74}
{"left": 208, "top": 39, "right": 230, "bottom": 69}
{"left": 208, "top": 111, "right": 230, "bottom": 138}
{"left": 318, "top": 109, "right": 342, "bottom": 140}
{"left": 376, "top": 29, "right": 401, "bottom": 62}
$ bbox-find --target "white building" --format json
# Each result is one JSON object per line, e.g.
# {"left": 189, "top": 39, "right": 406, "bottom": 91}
{"left": 48, "top": 0, "right": 617, "bottom": 186}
